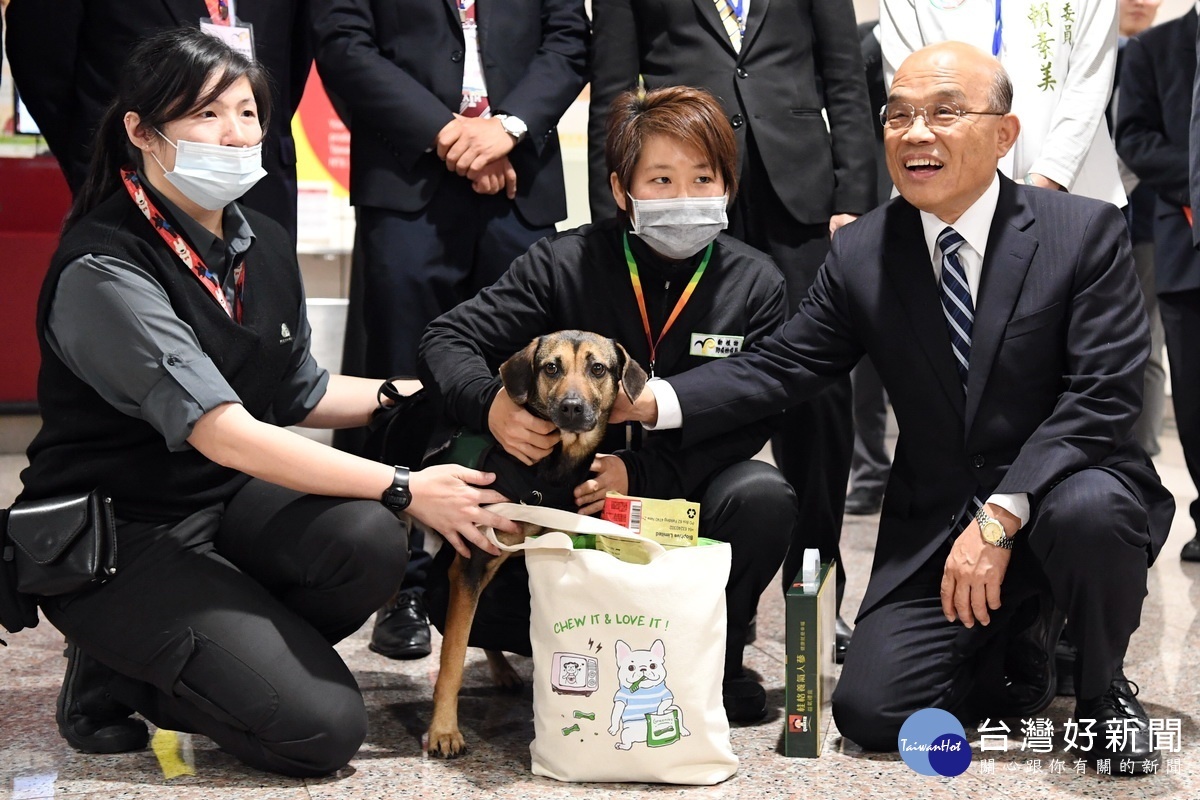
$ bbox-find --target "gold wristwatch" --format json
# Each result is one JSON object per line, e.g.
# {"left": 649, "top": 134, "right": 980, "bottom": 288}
{"left": 975, "top": 507, "right": 1014, "bottom": 550}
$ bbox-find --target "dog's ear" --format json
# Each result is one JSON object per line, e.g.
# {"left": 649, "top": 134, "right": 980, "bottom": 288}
{"left": 616, "top": 343, "right": 648, "bottom": 402}
{"left": 499, "top": 338, "right": 540, "bottom": 405}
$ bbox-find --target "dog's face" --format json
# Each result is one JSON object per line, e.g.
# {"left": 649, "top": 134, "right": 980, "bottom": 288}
{"left": 614, "top": 639, "right": 668, "bottom": 691}
{"left": 499, "top": 332, "right": 647, "bottom": 467}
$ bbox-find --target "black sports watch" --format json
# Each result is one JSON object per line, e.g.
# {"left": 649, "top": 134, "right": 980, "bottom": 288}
{"left": 381, "top": 466, "right": 412, "bottom": 513}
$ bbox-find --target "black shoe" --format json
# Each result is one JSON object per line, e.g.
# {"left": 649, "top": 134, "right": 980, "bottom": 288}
{"left": 369, "top": 590, "right": 432, "bottom": 660}
{"left": 835, "top": 616, "right": 852, "bottom": 664}
{"left": 1181, "top": 534, "right": 1200, "bottom": 563}
{"left": 722, "top": 675, "right": 767, "bottom": 723}
{"left": 57, "top": 644, "right": 148, "bottom": 754}
{"left": 992, "top": 595, "right": 1065, "bottom": 718}
{"left": 1055, "top": 630, "right": 1077, "bottom": 697}
{"left": 1074, "top": 673, "right": 1159, "bottom": 776}
{"left": 844, "top": 488, "right": 883, "bottom": 516}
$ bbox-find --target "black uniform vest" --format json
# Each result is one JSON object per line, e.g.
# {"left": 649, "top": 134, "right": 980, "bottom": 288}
{"left": 20, "top": 189, "right": 303, "bottom": 521}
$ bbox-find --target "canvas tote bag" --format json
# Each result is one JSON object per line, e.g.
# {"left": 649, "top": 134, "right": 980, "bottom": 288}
{"left": 484, "top": 503, "right": 737, "bottom": 785}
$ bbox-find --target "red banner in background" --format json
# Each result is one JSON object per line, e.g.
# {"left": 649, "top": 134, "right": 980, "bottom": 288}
{"left": 292, "top": 65, "right": 350, "bottom": 196}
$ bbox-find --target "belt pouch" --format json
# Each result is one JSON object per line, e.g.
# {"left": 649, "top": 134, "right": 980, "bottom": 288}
{"left": 6, "top": 491, "right": 117, "bottom": 596}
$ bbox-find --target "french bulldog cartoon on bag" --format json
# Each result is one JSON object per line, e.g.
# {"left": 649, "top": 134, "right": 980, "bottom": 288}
{"left": 607, "top": 639, "right": 690, "bottom": 749}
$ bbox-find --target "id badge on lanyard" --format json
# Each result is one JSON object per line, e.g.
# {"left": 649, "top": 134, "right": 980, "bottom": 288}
{"left": 200, "top": 0, "right": 255, "bottom": 61}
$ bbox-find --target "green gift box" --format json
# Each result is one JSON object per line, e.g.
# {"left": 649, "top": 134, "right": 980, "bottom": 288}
{"left": 783, "top": 560, "right": 837, "bottom": 758}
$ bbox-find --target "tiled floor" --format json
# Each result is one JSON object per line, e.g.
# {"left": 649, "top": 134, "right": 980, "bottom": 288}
{"left": 1, "top": 420, "right": 1198, "bottom": 800}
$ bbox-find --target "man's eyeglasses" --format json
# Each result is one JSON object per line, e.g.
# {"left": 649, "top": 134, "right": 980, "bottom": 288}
{"left": 879, "top": 102, "right": 1007, "bottom": 131}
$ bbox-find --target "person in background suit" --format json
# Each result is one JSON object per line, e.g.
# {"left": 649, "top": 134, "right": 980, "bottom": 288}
{"left": 1190, "top": 4, "right": 1200, "bottom": 248}
{"left": 845, "top": 20, "right": 894, "bottom": 518}
{"left": 1113, "top": 0, "right": 1165, "bottom": 460}
{"left": 587, "top": 0, "right": 876, "bottom": 659}
{"left": 310, "top": 0, "right": 588, "bottom": 661}
{"left": 1116, "top": 6, "right": 1200, "bottom": 562}
{"left": 617, "top": 42, "right": 1173, "bottom": 773}
{"left": 4, "top": 0, "right": 310, "bottom": 243}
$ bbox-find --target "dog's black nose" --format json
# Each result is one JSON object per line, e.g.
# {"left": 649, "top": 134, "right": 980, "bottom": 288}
{"left": 558, "top": 397, "right": 585, "bottom": 420}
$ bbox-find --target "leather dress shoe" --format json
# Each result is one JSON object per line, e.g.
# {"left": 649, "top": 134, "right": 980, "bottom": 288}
{"left": 992, "top": 596, "right": 1065, "bottom": 718}
{"left": 57, "top": 644, "right": 149, "bottom": 754}
{"left": 1181, "top": 534, "right": 1200, "bottom": 563}
{"left": 722, "top": 675, "right": 767, "bottom": 723}
{"left": 369, "top": 590, "right": 432, "bottom": 660}
{"left": 1074, "top": 673, "right": 1159, "bottom": 775}
{"left": 835, "top": 616, "right": 852, "bottom": 664}
{"left": 844, "top": 488, "right": 883, "bottom": 516}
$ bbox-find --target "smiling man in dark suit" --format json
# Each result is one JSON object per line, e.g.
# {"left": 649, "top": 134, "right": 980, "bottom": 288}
{"left": 5, "top": 0, "right": 310, "bottom": 243}
{"left": 617, "top": 41, "right": 1174, "bottom": 774}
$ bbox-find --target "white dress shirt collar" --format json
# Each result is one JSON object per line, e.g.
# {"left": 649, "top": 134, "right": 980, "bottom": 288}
{"left": 918, "top": 174, "right": 1001, "bottom": 302}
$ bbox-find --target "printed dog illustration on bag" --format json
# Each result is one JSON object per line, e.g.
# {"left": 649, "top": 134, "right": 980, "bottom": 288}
{"left": 608, "top": 639, "right": 690, "bottom": 749}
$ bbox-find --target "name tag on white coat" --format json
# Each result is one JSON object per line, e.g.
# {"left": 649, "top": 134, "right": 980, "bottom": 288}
{"left": 200, "top": 20, "right": 256, "bottom": 61}
{"left": 689, "top": 333, "right": 744, "bottom": 358}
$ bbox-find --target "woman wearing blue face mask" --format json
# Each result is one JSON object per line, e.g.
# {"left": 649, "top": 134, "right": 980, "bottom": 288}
{"left": 16, "top": 27, "right": 520, "bottom": 776}
{"left": 419, "top": 86, "right": 795, "bottom": 723}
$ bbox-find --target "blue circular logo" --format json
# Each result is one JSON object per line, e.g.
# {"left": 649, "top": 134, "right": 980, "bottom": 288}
{"left": 897, "top": 708, "right": 972, "bottom": 777}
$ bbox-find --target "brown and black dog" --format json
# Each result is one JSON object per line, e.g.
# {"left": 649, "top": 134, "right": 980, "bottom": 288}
{"left": 427, "top": 330, "right": 647, "bottom": 758}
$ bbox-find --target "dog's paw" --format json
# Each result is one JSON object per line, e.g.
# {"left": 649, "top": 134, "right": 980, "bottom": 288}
{"left": 426, "top": 727, "right": 468, "bottom": 759}
{"left": 484, "top": 649, "right": 524, "bottom": 691}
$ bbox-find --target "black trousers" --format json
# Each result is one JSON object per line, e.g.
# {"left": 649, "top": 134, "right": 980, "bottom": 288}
{"left": 41, "top": 480, "right": 408, "bottom": 776}
{"left": 1159, "top": 288, "right": 1200, "bottom": 530}
{"left": 729, "top": 132, "right": 855, "bottom": 608}
{"left": 832, "top": 468, "right": 1152, "bottom": 751}
{"left": 356, "top": 180, "right": 556, "bottom": 378}
{"left": 426, "top": 460, "right": 794, "bottom": 680}
{"left": 849, "top": 356, "right": 891, "bottom": 495}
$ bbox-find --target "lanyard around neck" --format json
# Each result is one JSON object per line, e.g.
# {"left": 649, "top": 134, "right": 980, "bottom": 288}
{"left": 623, "top": 231, "right": 712, "bottom": 377}
{"left": 992, "top": 0, "right": 1002, "bottom": 55}
{"left": 121, "top": 168, "right": 244, "bottom": 323}
{"left": 205, "top": 0, "right": 232, "bottom": 24}
{"left": 724, "top": 0, "right": 746, "bottom": 32}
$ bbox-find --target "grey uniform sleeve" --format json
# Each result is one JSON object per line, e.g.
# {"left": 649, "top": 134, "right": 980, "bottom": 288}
{"left": 47, "top": 255, "right": 244, "bottom": 451}
{"left": 271, "top": 282, "right": 330, "bottom": 427}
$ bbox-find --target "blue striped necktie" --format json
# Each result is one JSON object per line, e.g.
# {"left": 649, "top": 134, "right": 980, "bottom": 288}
{"left": 938, "top": 226, "right": 986, "bottom": 531}
{"left": 938, "top": 226, "right": 972, "bottom": 393}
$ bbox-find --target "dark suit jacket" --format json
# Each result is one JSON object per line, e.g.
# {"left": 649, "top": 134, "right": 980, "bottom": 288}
{"left": 1190, "top": 11, "right": 1200, "bottom": 248}
{"left": 4, "top": 0, "right": 310, "bottom": 238}
{"left": 1116, "top": 9, "right": 1200, "bottom": 295}
{"left": 587, "top": 0, "right": 875, "bottom": 225}
{"left": 666, "top": 175, "right": 1174, "bottom": 617}
{"left": 310, "top": 0, "right": 588, "bottom": 228}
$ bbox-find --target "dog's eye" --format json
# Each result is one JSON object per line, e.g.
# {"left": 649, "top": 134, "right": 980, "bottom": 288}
{"left": 590, "top": 363, "right": 607, "bottom": 377}
{"left": 627, "top": 665, "right": 634, "bottom": 671}
{"left": 543, "top": 363, "right": 559, "bottom": 376}
{"left": 650, "top": 663, "right": 657, "bottom": 669}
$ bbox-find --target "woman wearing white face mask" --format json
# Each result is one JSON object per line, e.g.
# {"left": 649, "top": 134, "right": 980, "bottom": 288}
{"left": 17, "top": 28, "right": 519, "bottom": 776}
{"left": 419, "top": 86, "right": 794, "bottom": 723}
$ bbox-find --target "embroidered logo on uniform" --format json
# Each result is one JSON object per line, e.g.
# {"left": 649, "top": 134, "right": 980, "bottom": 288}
{"left": 689, "top": 333, "right": 743, "bottom": 358}
{"left": 279, "top": 323, "right": 293, "bottom": 344}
